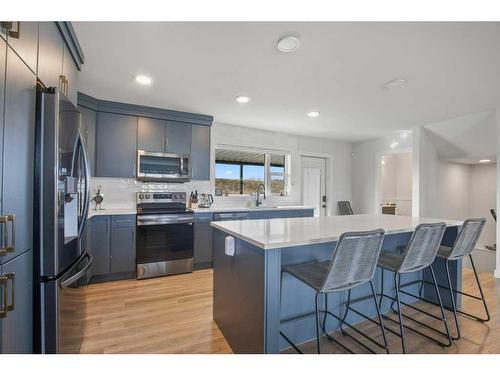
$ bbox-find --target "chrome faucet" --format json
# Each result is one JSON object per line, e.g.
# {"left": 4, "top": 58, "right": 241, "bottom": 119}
{"left": 256, "top": 184, "right": 266, "bottom": 207}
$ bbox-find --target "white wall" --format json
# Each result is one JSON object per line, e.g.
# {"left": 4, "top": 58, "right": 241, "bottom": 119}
{"left": 469, "top": 163, "right": 496, "bottom": 250}
{"left": 381, "top": 152, "right": 412, "bottom": 215}
{"left": 89, "top": 123, "right": 353, "bottom": 214}
{"left": 211, "top": 123, "right": 353, "bottom": 215}
{"left": 496, "top": 108, "right": 500, "bottom": 279}
{"left": 351, "top": 133, "right": 413, "bottom": 214}
{"left": 415, "top": 127, "right": 471, "bottom": 220}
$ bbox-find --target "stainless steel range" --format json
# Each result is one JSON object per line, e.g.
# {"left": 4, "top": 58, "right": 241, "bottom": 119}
{"left": 136, "top": 192, "right": 194, "bottom": 279}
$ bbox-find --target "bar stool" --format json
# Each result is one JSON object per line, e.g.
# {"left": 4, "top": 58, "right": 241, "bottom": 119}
{"left": 377, "top": 222, "right": 452, "bottom": 354}
{"left": 410, "top": 218, "right": 489, "bottom": 340}
{"left": 280, "top": 229, "right": 388, "bottom": 354}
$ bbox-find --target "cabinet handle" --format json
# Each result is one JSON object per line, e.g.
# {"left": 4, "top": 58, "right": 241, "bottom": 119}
{"left": 5, "top": 272, "right": 14, "bottom": 312}
{"left": 0, "top": 276, "right": 7, "bottom": 318}
{"left": 0, "top": 214, "right": 15, "bottom": 256}
{"left": 59, "top": 75, "right": 68, "bottom": 97}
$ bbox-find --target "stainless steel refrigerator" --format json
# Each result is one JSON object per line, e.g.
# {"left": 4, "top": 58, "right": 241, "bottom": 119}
{"left": 34, "top": 87, "right": 92, "bottom": 354}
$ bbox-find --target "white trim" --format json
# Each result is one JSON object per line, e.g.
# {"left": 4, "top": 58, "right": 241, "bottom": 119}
{"left": 495, "top": 269, "right": 500, "bottom": 279}
{"left": 299, "top": 152, "right": 331, "bottom": 216}
{"left": 374, "top": 147, "right": 412, "bottom": 215}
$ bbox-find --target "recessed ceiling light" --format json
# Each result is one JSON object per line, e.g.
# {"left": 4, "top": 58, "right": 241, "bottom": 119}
{"left": 381, "top": 160, "right": 386, "bottom": 165}
{"left": 235, "top": 95, "right": 250, "bottom": 104}
{"left": 400, "top": 131, "right": 410, "bottom": 139}
{"left": 384, "top": 78, "right": 407, "bottom": 89}
{"left": 307, "top": 111, "right": 320, "bottom": 118}
{"left": 277, "top": 36, "right": 301, "bottom": 53}
{"left": 390, "top": 142, "right": 399, "bottom": 149}
{"left": 479, "top": 159, "right": 491, "bottom": 163}
{"left": 135, "top": 75, "right": 152, "bottom": 85}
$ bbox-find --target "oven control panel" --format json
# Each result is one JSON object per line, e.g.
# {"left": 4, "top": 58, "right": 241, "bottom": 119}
{"left": 136, "top": 192, "right": 187, "bottom": 204}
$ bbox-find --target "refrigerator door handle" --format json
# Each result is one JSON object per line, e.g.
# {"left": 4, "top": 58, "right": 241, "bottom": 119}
{"left": 76, "top": 130, "right": 91, "bottom": 238}
{"left": 59, "top": 253, "right": 93, "bottom": 288}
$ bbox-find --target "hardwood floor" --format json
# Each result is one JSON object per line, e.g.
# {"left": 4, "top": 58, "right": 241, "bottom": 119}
{"left": 81, "top": 267, "right": 499, "bottom": 354}
{"left": 80, "top": 269, "right": 232, "bottom": 354}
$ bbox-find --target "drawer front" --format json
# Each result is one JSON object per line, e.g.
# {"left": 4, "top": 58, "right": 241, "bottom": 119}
{"left": 195, "top": 212, "right": 213, "bottom": 223}
{"left": 294, "top": 209, "right": 314, "bottom": 218}
{"left": 213, "top": 212, "right": 249, "bottom": 221}
{"left": 111, "top": 215, "right": 136, "bottom": 228}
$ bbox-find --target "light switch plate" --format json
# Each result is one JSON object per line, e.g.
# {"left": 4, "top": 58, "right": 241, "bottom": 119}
{"left": 225, "top": 236, "right": 235, "bottom": 256}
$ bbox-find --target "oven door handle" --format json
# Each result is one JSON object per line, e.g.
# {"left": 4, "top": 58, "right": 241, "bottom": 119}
{"left": 137, "top": 215, "right": 194, "bottom": 226}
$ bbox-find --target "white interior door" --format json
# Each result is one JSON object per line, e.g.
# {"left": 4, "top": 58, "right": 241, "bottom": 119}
{"left": 301, "top": 156, "right": 327, "bottom": 217}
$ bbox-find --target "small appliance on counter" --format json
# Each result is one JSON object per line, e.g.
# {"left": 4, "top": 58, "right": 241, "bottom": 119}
{"left": 91, "top": 185, "right": 105, "bottom": 210}
{"left": 198, "top": 193, "right": 214, "bottom": 208}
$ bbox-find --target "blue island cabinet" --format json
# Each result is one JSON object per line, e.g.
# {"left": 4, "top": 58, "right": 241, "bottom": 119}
{"left": 194, "top": 209, "right": 314, "bottom": 270}
{"left": 212, "top": 224, "right": 462, "bottom": 354}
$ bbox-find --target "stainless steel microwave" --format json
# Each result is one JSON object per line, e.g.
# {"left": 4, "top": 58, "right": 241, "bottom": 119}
{"left": 137, "top": 150, "right": 191, "bottom": 182}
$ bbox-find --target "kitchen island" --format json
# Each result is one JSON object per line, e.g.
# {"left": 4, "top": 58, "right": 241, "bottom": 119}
{"left": 211, "top": 214, "right": 463, "bottom": 353}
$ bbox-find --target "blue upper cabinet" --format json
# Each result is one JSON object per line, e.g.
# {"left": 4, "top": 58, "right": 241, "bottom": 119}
{"left": 78, "top": 93, "right": 213, "bottom": 180}
{"left": 79, "top": 106, "right": 97, "bottom": 176}
{"left": 138, "top": 118, "right": 191, "bottom": 155}
{"left": 62, "top": 43, "right": 78, "bottom": 105}
{"left": 2, "top": 46, "right": 36, "bottom": 264}
{"left": 166, "top": 121, "right": 191, "bottom": 155}
{"left": 96, "top": 112, "right": 138, "bottom": 178}
{"left": 5, "top": 22, "right": 38, "bottom": 75}
{"left": 191, "top": 125, "right": 211, "bottom": 180}
{"left": 38, "top": 22, "right": 64, "bottom": 89}
{"left": 138, "top": 117, "right": 165, "bottom": 152}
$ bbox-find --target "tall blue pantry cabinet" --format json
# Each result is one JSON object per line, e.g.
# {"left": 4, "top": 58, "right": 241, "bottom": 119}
{"left": 0, "top": 22, "right": 83, "bottom": 354}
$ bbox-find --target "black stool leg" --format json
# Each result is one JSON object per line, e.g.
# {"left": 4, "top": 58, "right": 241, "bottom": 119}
{"left": 469, "top": 254, "right": 491, "bottom": 322}
{"left": 339, "top": 289, "right": 351, "bottom": 336}
{"left": 394, "top": 272, "right": 407, "bottom": 354}
{"left": 379, "top": 268, "right": 385, "bottom": 310}
{"left": 315, "top": 292, "right": 321, "bottom": 354}
{"left": 369, "top": 280, "right": 389, "bottom": 354}
{"left": 444, "top": 260, "right": 461, "bottom": 340}
{"left": 429, "top": 265, "right": 452, "bottom": 347}
{"left": 323, "top": 293, "right": 328, "bottom": 333}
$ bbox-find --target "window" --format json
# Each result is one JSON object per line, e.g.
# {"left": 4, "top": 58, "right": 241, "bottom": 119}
{"left": 270, "top": 154, "right": 286, "bottom": 195}
{"left": 215, "top": 148, "right": 289, "bottom": 196}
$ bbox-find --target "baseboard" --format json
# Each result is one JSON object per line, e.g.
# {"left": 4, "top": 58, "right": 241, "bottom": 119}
{"left": 90, "top": 271, "right": 136, "bottom": 284}
{"left": 194, "top": 262, "right": 213, "bottom": 270}
{"left": 494, "top": 269, "right": 500, "bottom": 279}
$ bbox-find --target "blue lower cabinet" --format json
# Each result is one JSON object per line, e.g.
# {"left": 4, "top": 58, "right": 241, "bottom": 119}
{"left": 0, "top": 250, "right": 33, "bottom": 353}
{"left": 91, "top": 216, "right": 111, "bottom": 277}
{"left": 294, "top": 209, "right": 314, "bottom": 217}
{"left": 91, "top": 215, "right": 136, "bottom": 282}
{"left": 248, "top": 210, "right": 296, "bottom": 220}
{"left": 194, "top": 213, "right": 213, "bottom": 269}
{"left": 110, "top": 216, "right": 136, "bottom": 274}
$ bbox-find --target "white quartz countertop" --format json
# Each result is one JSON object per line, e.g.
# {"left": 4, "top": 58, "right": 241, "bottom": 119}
{"left": 87, "top": 205, "right": 314, "bottom": 218}
{"left": 88, "top": 208, "right": 136, "bottom": 218}
{"left": 210, "top": 214, "right": 463, "bottom": 250}
{"left": 192, "top": 205, "right": 315, "bottom": 213}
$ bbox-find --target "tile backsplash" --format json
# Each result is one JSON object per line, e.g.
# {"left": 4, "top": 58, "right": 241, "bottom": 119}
{"left": 90, "top": 177, "right": 211, "bottom": 210}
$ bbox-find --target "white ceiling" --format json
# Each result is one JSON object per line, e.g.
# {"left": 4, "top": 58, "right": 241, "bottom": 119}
{"left": 73, "top": 22, "right": 500, "bottom": 142}
{"left": 424, "top": 110, "right": 497, "bottom": 164}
